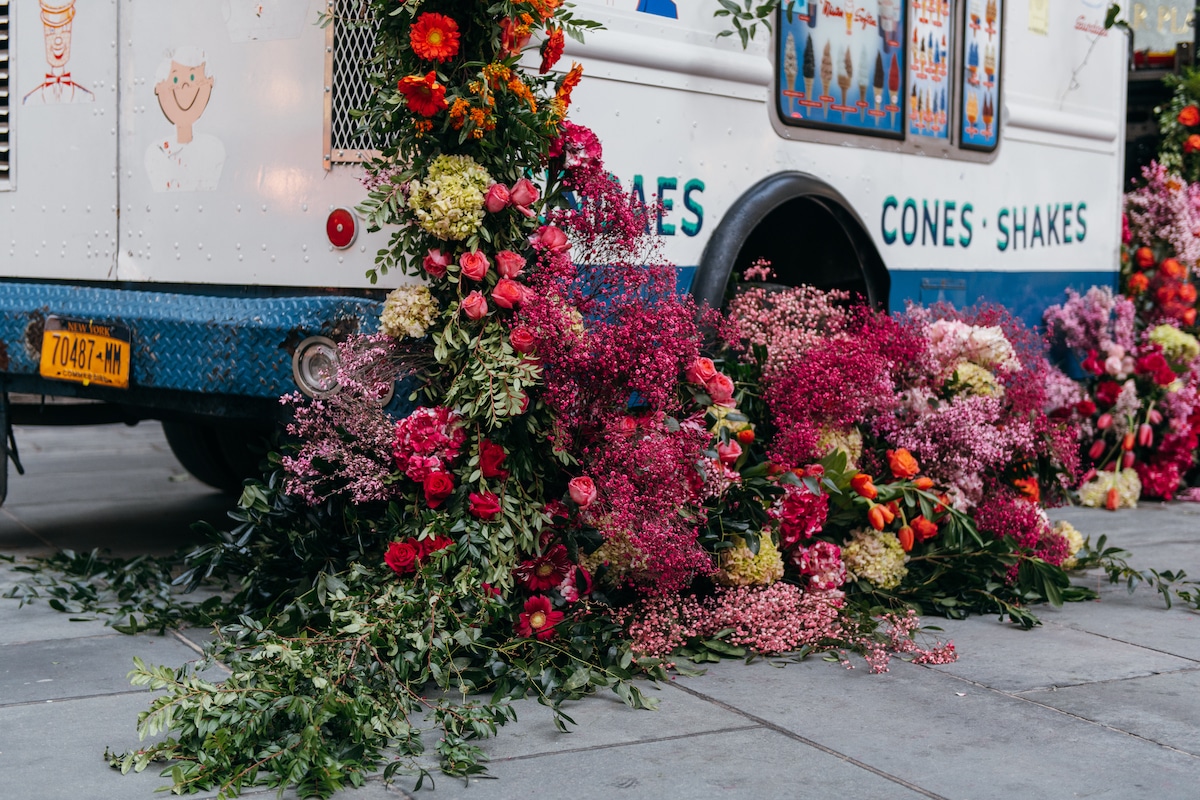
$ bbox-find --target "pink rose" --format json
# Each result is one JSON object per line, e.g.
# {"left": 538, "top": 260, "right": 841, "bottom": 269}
{"left": 461, "top": 291, "right": 489, "bottom": 320}
{"left": 494, "top": 250, "right": 527, "bottom": 279}
{"left": 459, "top": 250, "right": 490, "bottom": 282}
{"left": 491, "top": 278, "right": 525, "bottom": 309}
{"left": 484, "top": 183, "right": 510, "bottom": 214}
{"left": 510, "top": 326, "right": 537, "bottom": 354}
{"left": 685, "top": 357, "right": 718, "bottom": 386}
{"left": 705, "top": 372, "right": 735, "bottom": 406}
{"left": 529, "top": 225, "right": 570, "bottom": 252}
{"left": 567, "top": 476, "right": 597, "bottom": 508}
{"left": 423, "top": 248, "right": 451, "bottom": 279}
{"left": 509, "top": 178, "right": 540, "bottom": 217}
{"left": 716, "top": 440, "right": 742, "bottom": 465}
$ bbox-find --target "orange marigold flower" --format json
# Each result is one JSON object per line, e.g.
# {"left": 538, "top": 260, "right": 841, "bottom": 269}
{"left": 556, "top": 63, "right": 583, "bottom": 108}
{"left": 540, "top": 27, "right": 565, "bottom": 74}
{"left": 410, "top": 13, "right": 460, "bottom": 62}
{"left": 398, "top": 71, "right": 448, "bottom": 117}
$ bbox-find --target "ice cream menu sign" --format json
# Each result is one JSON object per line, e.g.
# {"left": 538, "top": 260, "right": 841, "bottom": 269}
{"left": 960, "top": 0, "right": 1001, "bottom": 150}
{"left": 777, "top": 1, "right": 907, "bottom": 138}
{"left": 906, "top": 1, "right": 953, "bottom": 140}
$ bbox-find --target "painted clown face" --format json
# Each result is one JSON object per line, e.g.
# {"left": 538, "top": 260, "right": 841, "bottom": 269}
{"left": 43, "top": 23, "right": 72, "bottom": 68}
{"left": 153, "top": 61, "right": 214, "bottom": 143}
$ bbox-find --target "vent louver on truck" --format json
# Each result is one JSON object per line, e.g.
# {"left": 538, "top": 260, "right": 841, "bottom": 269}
{"left": 0, "top": 0, "right": 9, "bottom": 183}
{"left": 323, "top": 0, "right": 379, "bottom": 167}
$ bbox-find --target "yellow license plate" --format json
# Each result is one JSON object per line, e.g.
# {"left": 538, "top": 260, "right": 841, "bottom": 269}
{"left": 38, "top": 316, "right": 132, "bottom": 389}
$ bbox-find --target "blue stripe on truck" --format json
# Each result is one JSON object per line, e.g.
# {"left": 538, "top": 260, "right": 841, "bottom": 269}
{"left": 0, "top": 282, "right": 381, "bottom": 398}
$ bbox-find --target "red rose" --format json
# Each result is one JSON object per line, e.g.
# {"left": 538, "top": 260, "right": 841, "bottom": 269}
{"left": 1180, "top": 105, "right": 1200, "bottom": 127}
{"left": 911, "top": 515, "right": 939, "bottom": 542}
{"left": 491, "top": 278, "right": 525, "bottom": 309}
{"left": 1135, "top": 351, "right": 1170, "bottom": 377}
{"left": 886, "top": 448, "right": 920, "bottom": 479}
{"left": 1186, "top": 134, "right": 1200, "bottom": 155}
{"left": 1074, "top": 399, "right": 1097, "bottom": 417}
{"left": 516, "top": 594, "right": 564, "bottom": 640}
{"left": 510, "top": 326, "right": 537, "bottom": 354}
{"left": 1185, "top": 308, "right": 1198, "bottom": 326}
{"left": 459, "top": 250, "right": 490, "bottom": 281}
{"left": 385, "top": 540, "right": 421, "bottom": 576}
{"left": 461, "top": 291, "right": 488, "bottom": 320}
{"left": 423, "top": 248, "right": 451, "bottom": 278}
{"left": 1160, "top": 258, "right": 1188, "bottom": 280}
{"left": 423, "top": 470, "right": 455, "bottom": 508}
{"left": 479, "top": 439, "right": 508, "bottom": 479}
{"left": 418, "top": 534, "right": 454, "bottom": 557}
{"left": 1180, "top": 282, "right": 1198, "bottom": 304}
{"left": 1094, "top": 380, "right": 1122, "bottom": 407}
{"left": 567, "top": 476, "right": 597, "bottom": 508}
{"left": 484, "top": 183, "right": 511, "bottom": 214}
{"left": 468, "top": 491, "right": 502, "bottom": 520}
{"left": 494, "top": 249, "right": 526, "bottom": 279}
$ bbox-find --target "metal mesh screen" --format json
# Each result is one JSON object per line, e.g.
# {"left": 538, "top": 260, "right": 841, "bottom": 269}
{"left": 0, "top": 1, "right": 10, "bottom": 182}
{"left": 328, "top": 0, "right": 379, "bottom": 162}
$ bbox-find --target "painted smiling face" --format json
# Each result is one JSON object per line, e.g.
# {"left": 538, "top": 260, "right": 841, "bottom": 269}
{"left": 42, "top": 23, "right": 72, "bottom": 68}
{"left": 154, "top": 61, "right": 214, "bottom": 144}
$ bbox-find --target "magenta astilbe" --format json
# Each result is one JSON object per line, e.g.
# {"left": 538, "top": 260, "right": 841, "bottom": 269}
{"left": 586, "top": 414, "right": 713, "bottom": 594}
{"left": 280, "top": 334, "right": 417, "bottom": 505}
{"left": 974, "top": 492, "right": 1068, "bottom": 567}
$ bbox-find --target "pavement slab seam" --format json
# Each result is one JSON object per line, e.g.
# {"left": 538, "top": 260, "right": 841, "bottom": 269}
{"left": 937, "top": 668, "right": 1200, "bottom": 761}
{"left": 1010, "top": 664, "right": 1200, "bottom": 694}
{"left": 665, "top": 680, "right": 954, "bottom": 800}
{"left": 0, "top": 687, "right": 151, "bottom": 710}
{"left": 486, "top": 722, "right": 765, "bottom": 764}
{"left": 1043, "top": 619, "right": 1200, "bottom": 665}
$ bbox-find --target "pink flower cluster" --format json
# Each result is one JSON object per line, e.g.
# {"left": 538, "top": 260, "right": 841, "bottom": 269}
{"left": 1043, "top": 286, "right": 1137, "bottom": 358}
{"left": 1125, "top": 161, "right": 1200, "bottom": 267}
{"left": 391, "top": 406, "right": 466, "bottom": 481}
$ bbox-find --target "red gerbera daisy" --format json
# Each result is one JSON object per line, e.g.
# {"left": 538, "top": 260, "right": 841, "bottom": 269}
{"left": 410, "top": 13, "right": 460, "bottom": 62}
{"left": 513, "top": 544, "right": 571, "bottom": 591}
{"left": 539, "top": 27, "right": 565, "bottom": 74}
{"left": 516, "top": 595, "right": 564, "bottom": 640}
{"left": 398, "top": 71, "right": 448, "bottom": 117}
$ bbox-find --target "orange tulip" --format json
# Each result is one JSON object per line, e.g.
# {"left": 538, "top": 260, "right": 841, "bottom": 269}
{"left": 911, "top": 515, "right": 939, "bottom": 542}
{"left": 1122, "top": 432, "right": 1135, "bottom": 451}
{"left": 897, "top": 525, "right": 915, "bottom": 552}
{"left": 736, "top": 428, "right": 755, "bottom": 445}
{"left": 1105, "top": 487, "right": 1120, "bottom": 511}
{"left": 850, "top": 473, "right": 878, "bottom": 500}
{"left": 867, "top": 503, "right": 895, "bottom": 531}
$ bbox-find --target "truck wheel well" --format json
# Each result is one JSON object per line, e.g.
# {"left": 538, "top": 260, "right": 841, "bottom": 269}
{"left": 691, "top": 172, "right": 889, "bottom": 309}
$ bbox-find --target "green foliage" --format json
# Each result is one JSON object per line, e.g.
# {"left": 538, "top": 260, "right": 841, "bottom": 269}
{"left": 1072, "top": 534, "right": 1200, "bottom": 610}
{"left": 1156, "top": 67, "right": 1200, "bottom": 183}
{"left": 713, "top": 0, "right": 795, "bottom": 48}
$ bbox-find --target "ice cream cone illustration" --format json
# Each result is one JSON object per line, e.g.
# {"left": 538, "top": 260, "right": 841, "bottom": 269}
{"left": 820, "top": 39, "right": 833, "bottom": 112}
{"left": 845, "top": 8, "right": 854, "bottom": 34}
{"left": 984, "top": 45, "right": 995, "bottom": 86}
{"left": 986, "top": 0, "right": 997, "bottom": 38}
{"left": 888, "top": 51, "right": 899, "bottom": 121}
{"left": 909, "top": 85, "right": 919, "bottom": 129}
{"left": 983, "top": 94, "right": 994, "bottom": 136}
{"left": 784, "top": 32, "right": 799, "bottom": 113}
{"left": 803, "top": 33, "right": 815, "bottom": 99}
{"left": 873, "top": 51, "right": 884, "bottom": 114}
{"left": 966, "top": 90, "right": 979, "bottom": 133}
{"left": 838, "top": 46, "right": 853, "bottom": 107}
{"left": 857, "top": 44, "right": 871, "bottom": 105}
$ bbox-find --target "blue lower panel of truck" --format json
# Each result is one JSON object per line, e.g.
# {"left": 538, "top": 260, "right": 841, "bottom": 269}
{"left": 0, "top": 281, "right": 381, "bottom": 400}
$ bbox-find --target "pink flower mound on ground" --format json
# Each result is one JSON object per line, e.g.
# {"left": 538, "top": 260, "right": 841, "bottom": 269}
{"left": 392, "top": 406, "right": 466, "bottom": 481}
{"left": 974, "top": 492, "right": 1068, "bottom": 567}
{"left": 280, "top": 334, "right": 417, "bottom": 505}
{"left": 623, "top": 583, "right": 846, "bottom": 659}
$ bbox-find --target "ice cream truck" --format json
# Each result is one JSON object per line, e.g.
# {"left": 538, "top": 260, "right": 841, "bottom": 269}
{"left": 0, "top": 0, "right": 1127, "bottom": 498}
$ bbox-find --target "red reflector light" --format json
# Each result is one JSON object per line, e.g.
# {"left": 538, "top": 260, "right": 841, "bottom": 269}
{"left": 326, "top": 207, "right": 358, "bottom": 249}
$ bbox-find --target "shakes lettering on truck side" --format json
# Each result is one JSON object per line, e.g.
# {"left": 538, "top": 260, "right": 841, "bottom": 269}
{"left": 0, "top": 0, "right": 1126, "bottom": 496}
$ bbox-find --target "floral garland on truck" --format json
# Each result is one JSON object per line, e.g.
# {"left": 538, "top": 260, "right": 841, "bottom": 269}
{"left": 100, "top": 3, "right": 1173, "bottom": 798}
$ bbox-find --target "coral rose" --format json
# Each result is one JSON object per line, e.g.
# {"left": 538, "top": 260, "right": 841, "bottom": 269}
{"left": 716, "top": 440, "right": 743, "bottom": 465}
{"left": 468, "top": 491, "right": 502, "bottom": 520}
{"left": 1134, "top": 247, "right": 1155, "bottom": 269}
{"left": 461, "top": 291, "right": 489, "bottom": 320}
{"left": 491, "top": 278, "right": 525, "bottom": 309}
{"left": 685, "top": 357, "right": 719, "bottom": 385}
{"left": 1160, "top": 258, "right": 1188, "bottom": 280}
{"left": 509, "top": 178, "right": 540, "bottom": 217}
{"left": 484, "top": 183, "right": 511, "bottom": 213}
{"left": 886, "top": 448, "right": 920, "bottom": 479}
{"left": 1128, "top": 273, "right": 1149, "bottom": 294}
{"left": 568, "top": 476, "right": 597, "bottom": 508}
{"left": 423, "top": 470, "right": 455, "bottom": 508}
{"left": 1180, "top": 105, "right": 1200, "bottom": 126}
{"left": 510, "top": 326, "right": 537, "bottom": 354}
{"left": 494, "top": 250, "right": 526, "bottom": 279}
{"left": 459, "top": 250, "right": 490, "bottom": 281}
{"left": 705, "top": 372, "right": 736, "bottom": 406}
{"left": 529, "top": 224, "right": 570, "bottom": 252}
{"left": 1185, "top": 134, "right": 1200, "bottom": 154}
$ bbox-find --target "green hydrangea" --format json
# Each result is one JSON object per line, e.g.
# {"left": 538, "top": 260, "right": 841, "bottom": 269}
{"left": 948, "top": 361, "right": 1002, "bottom": 397}
{"left": 842, "top": 529, "right": 908, "bottom": 590}
{"left": 380, "top": 285, "right": 438, "bottom": 339}
{"left": 407, "top": 154, "right": 491, "bottom": 241}
{"left": 1149, "top": 324, "right": 1200, "bottom": 367}
{"left": 717, "top": 535, "right": 784, "bottom": 587}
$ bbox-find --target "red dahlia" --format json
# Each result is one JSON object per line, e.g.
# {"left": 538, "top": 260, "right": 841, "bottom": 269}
{"left": 514, "top": 544, "right": 571, "bottom": 591}
{"left": 516, "top": 595, "right": 564, "bottom": 640}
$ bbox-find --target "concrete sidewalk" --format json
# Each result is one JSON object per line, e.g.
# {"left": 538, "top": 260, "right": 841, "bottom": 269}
{"left": 2, "top": 423, "right": 1200, "bottom": 799}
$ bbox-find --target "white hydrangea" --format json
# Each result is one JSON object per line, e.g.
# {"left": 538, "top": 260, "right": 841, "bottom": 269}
{"left": 380, "top": 285, "right": 438, "bottom": 339}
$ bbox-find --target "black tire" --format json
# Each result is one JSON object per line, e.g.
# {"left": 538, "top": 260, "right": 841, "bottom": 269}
{"left": 162, "top": 420, "right": 270, "bottom": 493}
